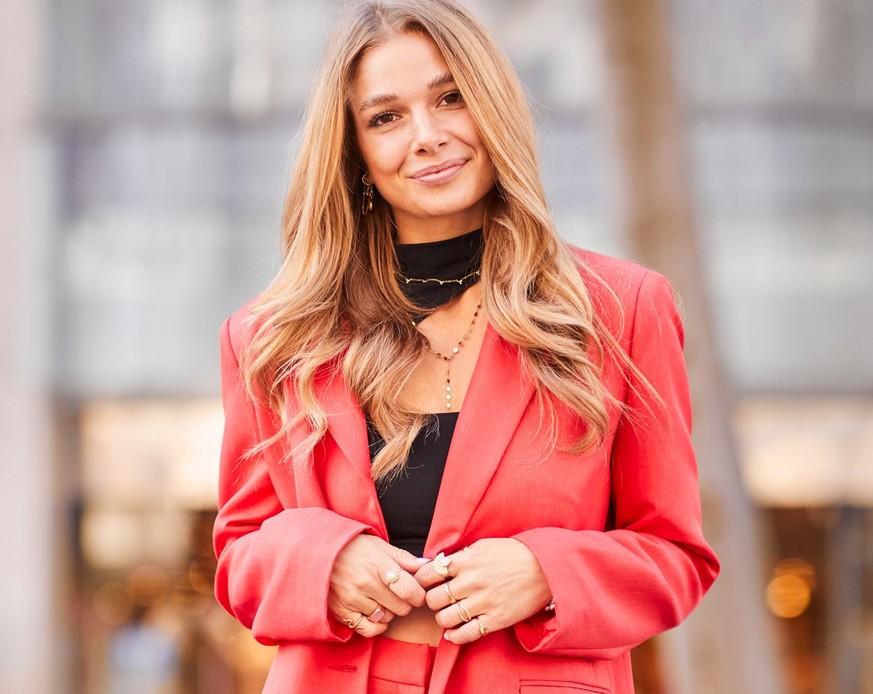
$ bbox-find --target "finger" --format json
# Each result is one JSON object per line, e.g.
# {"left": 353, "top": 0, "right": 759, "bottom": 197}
{"left": 332, "top": 596, "right": 395, "bottom": 627}
{"left": 443, "top": 615, "right": 492, "bottom": 645}
{"left": 425, "top": 579, "right": 463, "bottom": 611}
{"left": 413, "top": 552, "right": 458, "bottom": 589}
{"left": 386, "top": 569, "right": 427, "bottom": 608}
{"left": 366, "top": 602, "right": 388, "bottom": 623}
{"left": 434, "top": 599, "right": 476, "bottom": 630}
{"left": 368, "top": 568, "right": 424, "bottom": 615}
{"left": 392, "top": 546, "right": 429, "bottom": 574}
{"left": 343, "top": 612, "right": 388, "bottom": 639}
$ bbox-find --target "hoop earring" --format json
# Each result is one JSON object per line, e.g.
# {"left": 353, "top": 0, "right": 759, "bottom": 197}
{"left": 361, "top": 173, "right": 374, "bottom": 216}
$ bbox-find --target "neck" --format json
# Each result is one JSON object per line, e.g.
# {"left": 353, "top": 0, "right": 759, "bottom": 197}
{"left": 394, "top": 225, "right": 480, "bottom": 245}
{"left": 392, "top": 206, "right": 487, "bottom": 244}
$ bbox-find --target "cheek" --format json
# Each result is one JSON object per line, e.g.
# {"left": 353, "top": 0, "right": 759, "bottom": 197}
{"left": 358, "top": 136, "right": 405, "bottom": 179}
{"left": 457, "top": 112, "right": 486, "bottom": 146}
{"left": 354, "top": 130, "right": 377, "bottom": 170}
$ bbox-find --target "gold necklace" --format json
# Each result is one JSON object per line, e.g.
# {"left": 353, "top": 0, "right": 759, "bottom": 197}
{"left": 397, "top": 269, "right": 480, "bottom": 286}
{"left": 413, "top": 301, "right": 482, "bottom": 411}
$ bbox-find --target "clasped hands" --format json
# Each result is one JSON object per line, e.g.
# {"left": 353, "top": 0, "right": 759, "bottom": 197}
{"left": 328, "top": 535, "right": 552, "bottom": 644}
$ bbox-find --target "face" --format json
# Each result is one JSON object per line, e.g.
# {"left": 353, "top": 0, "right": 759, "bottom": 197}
{"left": 350, "top": 32, "right": 496, "bottom": 243}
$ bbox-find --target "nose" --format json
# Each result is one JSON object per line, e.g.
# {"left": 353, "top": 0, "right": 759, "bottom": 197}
{"left": 410, "top": 109, "right": 447, "bottom": 153}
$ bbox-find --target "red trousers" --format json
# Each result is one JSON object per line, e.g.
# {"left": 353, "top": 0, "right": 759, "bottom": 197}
{"left": 368, "top": 637, "right": 438, "bottom": 694}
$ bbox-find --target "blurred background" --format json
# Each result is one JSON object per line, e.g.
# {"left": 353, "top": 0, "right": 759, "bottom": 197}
{"left": 2, "top": 0, "right": 872, "bottom": 692}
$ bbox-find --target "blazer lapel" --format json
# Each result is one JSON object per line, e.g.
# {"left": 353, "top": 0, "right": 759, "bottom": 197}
{"left": 316, "top": 366, "right": 385, "bottom": 530}
{"left": 426, "top": 324, "right": 535, "bottom": 555}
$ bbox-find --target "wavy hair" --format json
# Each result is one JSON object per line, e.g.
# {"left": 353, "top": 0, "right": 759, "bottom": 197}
{"left": 244, "top": 0, "right": 633, "bottom": 482}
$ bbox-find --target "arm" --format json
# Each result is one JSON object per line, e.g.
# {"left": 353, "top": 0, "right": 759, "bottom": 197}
{"left": 511, "top": 269, "right": 719, "bottom": 658}
{"left": 212, "top": 316, "right": 375, "bottom": 645}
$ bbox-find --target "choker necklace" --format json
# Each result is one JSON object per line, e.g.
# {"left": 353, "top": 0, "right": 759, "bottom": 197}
{"left": 413, "top": 301, "right": 482, "bottom": 411}
{"left": 398, "top": 269, "right": 480, "bottom": 287}
{"left": 394, "top": 229, "right": 483, "bottom": 311}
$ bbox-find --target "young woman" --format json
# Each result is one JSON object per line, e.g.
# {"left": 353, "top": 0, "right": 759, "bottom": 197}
{"left": 213, "top": 1, "right": 719, "bottom": 692}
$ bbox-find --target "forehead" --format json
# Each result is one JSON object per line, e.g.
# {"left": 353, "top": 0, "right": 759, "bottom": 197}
{"left": 351, "top": 32, "right": 453, "bottom": 102}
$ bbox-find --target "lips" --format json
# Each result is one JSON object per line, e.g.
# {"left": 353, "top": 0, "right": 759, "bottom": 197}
{"left": 410, "top": 158, "right": 467, "bottom": 185}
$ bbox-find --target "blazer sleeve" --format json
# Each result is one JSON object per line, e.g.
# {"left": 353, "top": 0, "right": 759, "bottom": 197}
{"left": 512, "top": 269, "right": 719, "bottom": 659}
{"left": 212, "top": 316, "right": 375, "bottom": 646}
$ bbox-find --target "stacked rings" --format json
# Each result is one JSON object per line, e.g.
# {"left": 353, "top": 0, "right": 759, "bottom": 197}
{"left": 455, "top": 601, "right": 472, "bottom": 623}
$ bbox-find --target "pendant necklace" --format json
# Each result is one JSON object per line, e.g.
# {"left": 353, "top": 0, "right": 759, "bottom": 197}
{"left": 413, "top": 301, "right": 482, "bottom": 411}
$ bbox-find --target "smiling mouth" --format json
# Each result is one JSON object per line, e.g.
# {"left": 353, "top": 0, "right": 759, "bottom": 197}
{"left": 410, "top": 159, "right": 467, "bottom": 185}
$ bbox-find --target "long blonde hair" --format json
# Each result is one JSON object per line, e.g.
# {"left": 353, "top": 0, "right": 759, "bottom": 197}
{"left": 244, "top": 0, "right": 624, "bottom": 481}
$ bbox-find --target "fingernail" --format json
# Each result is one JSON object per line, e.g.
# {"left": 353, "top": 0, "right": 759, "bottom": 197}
{"left": 443, "top": 632, "right": 451, "bottom": 641}
{"left": 417, "top": 557, "right": 430, "bottom": 564}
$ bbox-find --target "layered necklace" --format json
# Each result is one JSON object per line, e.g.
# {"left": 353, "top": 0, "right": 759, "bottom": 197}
{"left": 395, "top": 229, "right": 483, "bottom": 411}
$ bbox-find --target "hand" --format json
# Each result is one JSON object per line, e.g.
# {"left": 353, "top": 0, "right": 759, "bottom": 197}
{"left": 329, "top": 534, "right": 427, "bottom": 638}
{"left": 414, "top": 539, "right": 552, "bottom": 645}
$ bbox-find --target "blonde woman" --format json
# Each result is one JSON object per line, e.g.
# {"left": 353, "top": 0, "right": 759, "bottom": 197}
{"left": 213, "top": 1, "right": 719, "bottom": 692}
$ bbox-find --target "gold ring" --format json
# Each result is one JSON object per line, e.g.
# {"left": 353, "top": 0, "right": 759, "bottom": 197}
{"left": 348, "top": 614, "right": 365, "bottom": 629}
{"left": 434, "top": 552, "right": 451, "bottom": 577}
{"left": 444, "top": 583, "right": 457, "bottom": 604}
{"left": 456, "top": 601, "right": 472, "bottom": 623}
{"left": 474, "top": 617, "right": 489, "bottom": 636}
{"left": 384, "top": 569, "right": 400, "bottom": 585}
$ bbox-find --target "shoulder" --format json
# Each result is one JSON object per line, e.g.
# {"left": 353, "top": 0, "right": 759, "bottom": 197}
{"left": 567, "top": 246, "right": 663, "bottom": 307}
{"left": 221, "top": 298, "right": 261, "bottom": 359}
{"left": 565, "top": 245, "right": 680, "bottom": 340}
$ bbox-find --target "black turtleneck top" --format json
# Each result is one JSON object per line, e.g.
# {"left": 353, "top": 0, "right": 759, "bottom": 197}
{"left": 368, "top": 229, "right": 482, "bottom": 557}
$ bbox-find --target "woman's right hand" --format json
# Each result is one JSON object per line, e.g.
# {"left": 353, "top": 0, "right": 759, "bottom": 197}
{"left": 328, "top": 535, "right": 427, "bottom": 638}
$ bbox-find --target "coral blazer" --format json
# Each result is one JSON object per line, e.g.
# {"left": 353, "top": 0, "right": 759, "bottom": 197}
{"left": 213, "top": 250, "right": 719, "bottom": 694}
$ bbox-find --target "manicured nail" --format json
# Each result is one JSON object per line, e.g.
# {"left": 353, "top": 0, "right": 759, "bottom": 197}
{"left": 417, "top": 557, "right": 430, "bottom": 564}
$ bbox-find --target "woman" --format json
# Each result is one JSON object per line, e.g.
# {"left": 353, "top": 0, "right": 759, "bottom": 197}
{"left": 213, "top": 0, "right": 719, "bottom": 692}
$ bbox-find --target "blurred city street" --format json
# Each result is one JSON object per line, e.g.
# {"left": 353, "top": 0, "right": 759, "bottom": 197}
{"left": 2, "top": 1, "right": 872, "bottom": 692}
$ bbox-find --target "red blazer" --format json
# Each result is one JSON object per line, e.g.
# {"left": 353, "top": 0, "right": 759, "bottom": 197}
{"left": 213, "top": 250, "right": 719, "bottom": 694}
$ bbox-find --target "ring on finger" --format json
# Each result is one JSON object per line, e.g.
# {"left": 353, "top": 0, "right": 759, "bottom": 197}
{"left": 384, "top": 569, "right": 400, "bottom": 585}
{"left": 444, "top": 582, "right": 457, "bottom": 605}
{"left": 434, "top": 552, "right": 451, "bottom": 577}
{"left": 455, "top": 601, "right": 472, "bottom": 623}
{"left": 474, "top": 616, "right": 489, "bottom": 636}
{"left": 369, "top": 605, "right": 385, "bottom": 622}
{"left": 348, "top": 614, "right": 365, "bottom": 630}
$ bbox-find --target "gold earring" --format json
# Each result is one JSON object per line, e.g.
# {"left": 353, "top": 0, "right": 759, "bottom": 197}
{"left": 361, "top": 174, "right": 374, "bottom": 216}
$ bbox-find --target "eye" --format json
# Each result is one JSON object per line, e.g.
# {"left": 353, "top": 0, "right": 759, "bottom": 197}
{"left": 440, "top": 90, "right": 465, "bottom": 107}
{"left": 367, "top": 111, "right": 399, "bottom": 128}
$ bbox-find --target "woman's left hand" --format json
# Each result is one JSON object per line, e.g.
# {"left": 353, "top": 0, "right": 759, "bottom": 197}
{"left": 413, "top": 538, "right": 553, "bottom": 644}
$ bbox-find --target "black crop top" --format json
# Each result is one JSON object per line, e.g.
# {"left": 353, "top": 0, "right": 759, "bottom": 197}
{"left": 367, "top": 413, "right": 459, "bottom": 557}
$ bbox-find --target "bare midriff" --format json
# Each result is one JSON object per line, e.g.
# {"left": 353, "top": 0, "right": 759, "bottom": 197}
{"left": 383, "top": 605, "right": 443, "bottom": 646}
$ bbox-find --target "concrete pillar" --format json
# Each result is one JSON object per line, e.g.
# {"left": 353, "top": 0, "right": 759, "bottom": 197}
{"left": 595, "top": 1, "right": 785, "bottom": 692}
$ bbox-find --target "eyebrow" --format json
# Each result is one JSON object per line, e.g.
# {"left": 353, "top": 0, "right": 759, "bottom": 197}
{"left": 356, "top": 72, "right": 457, "bottom": 114}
